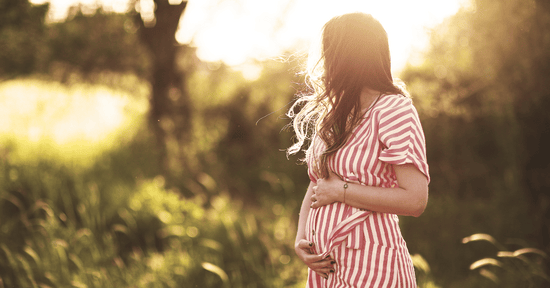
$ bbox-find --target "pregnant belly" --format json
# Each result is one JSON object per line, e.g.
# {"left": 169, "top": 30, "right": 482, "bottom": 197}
{"left": 306, "top": 202, "right": 370, "bottom": 254}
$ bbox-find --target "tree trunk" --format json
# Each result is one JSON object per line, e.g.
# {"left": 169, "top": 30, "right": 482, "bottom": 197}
{"left": 134, "top": 0, "right": 190, "bottom": 176}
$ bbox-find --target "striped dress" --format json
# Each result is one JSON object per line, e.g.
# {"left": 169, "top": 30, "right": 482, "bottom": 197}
{"left": 304, "top": 94, "right": 430, "bottom": 288}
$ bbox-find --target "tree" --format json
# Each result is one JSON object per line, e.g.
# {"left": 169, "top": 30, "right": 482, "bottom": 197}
{"left": 0, "top": 0, "right": 49, "bottom": 77}
{"left": 132, "top": 0, "right": 191, "bottom": 177}
{"left": 47, "top": 6, "right": 150, "bottom": 81}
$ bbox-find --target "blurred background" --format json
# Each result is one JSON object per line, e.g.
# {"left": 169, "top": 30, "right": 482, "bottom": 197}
{"left": 0, "top": 0, "right": 549, "bottom": 287}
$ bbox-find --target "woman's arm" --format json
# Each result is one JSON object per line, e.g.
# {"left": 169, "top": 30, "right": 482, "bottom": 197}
{"left": 311, "top": 164, "right": 428, "bottom": 217}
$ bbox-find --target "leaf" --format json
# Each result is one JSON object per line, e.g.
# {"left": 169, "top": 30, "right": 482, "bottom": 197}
{"left": 23, "top": 246, "right": 41, "bottom": 267}
{"left": 69, "top": 253, "right": 84, "bottom": 271}
{"left": 199, "top": 238, "right": 223, "bottom": 252}
{"left": 462, "top": 233, "right": 497, "bottom": 245}
{"left": 0, "top": 244, "right": 18, "bottom": 270}
{"left": 117, "top": 208, "right": 137, "bottom": 230}
{"left": 70, "top": 280, "right": 87, "bottom": 288}
{"left": 497, "top": 248, "right": 548, "bottom": 258}
{"left": 201, "top": 262, "right": 229, "bottom": 283}
{"left": 2, "top": 195, "right": 24, "bottom": 211}
{"left": 73, "top": 228, "right": 92, "bottom": 241}
{"left": 17, "top": 254, "right": 38, "bottom": 288}
{"left": 30, "top": 200, "right": 53, "bottom": 217}
{"left": 111, "top": 224, "right": 129, "bottom": 234}
{"left": 479, "top": 268, "right": 499, "bottom": 283}
{"left": 470, "top": 258, "right": 503, "bottom": 270}
{"left": 411, "top": 253, "right": 431, "bottom": 273}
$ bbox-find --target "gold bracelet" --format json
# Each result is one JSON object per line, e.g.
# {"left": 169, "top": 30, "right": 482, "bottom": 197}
{"left": 343, "top": 181, "right": 348, "bottom": 204}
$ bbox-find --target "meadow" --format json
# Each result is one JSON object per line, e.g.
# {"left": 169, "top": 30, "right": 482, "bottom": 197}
{"left": 2, "top": 0, "right": 550, "bottom": 286}
{"left": 0, "top": 77, "right": 309, "bottom": 287}
{"left": 1, "top": 66, "right": 547, "bottom": 287}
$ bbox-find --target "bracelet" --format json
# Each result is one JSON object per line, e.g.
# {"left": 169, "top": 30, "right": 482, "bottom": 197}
{"left": 343, "top": 181, "right": 348, "bottom": 204}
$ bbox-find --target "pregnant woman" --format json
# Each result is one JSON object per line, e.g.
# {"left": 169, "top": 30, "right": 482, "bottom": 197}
{"left": 287, "top": 13, "right": 430, "bottom": 287}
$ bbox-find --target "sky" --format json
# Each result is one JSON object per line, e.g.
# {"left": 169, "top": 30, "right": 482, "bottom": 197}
{"left": 30, "top": 0, "right": 466, "bottom": 74}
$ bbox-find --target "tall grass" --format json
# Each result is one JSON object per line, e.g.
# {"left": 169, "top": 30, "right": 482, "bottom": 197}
{"left": 0, "top": 159, "right": 307, "bottom": 287}
{"left": 463, "top": 233, "right": 549, "bottom": 287}
{"left": 0, "top": 78, "right": 306, "bottom": 287}
{"left": 3, "top": 75, "right": 542, "bottom": 287}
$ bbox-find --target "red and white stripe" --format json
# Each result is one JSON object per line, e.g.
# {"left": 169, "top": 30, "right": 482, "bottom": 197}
{"left": 305, "top": 94, "right": 429, "bottom": 287}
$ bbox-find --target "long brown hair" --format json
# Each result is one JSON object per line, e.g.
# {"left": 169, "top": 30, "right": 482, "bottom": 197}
{"left": 287, "top": 12, "right": 408, "bottom": 178}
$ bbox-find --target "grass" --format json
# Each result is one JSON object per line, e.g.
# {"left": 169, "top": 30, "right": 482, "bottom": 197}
{"left": 0, "top": 78, "right": 306, "bottom": 287}
{"left": 1, "top": 77, "right": 546, "bottom": 287}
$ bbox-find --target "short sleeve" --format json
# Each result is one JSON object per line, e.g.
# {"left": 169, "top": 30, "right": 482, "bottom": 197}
{"left": 377, "top": 97, "right": 430, "bottom": 182}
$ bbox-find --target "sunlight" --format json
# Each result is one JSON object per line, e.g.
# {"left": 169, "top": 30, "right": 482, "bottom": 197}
{"left": 32, "top": 0, "right": 464, "bottom": 73}
{"left": 0, "top": 81, "right": 125, "bottom": 144}
{"left": 0, "top": 79, "right": 148, "bottom": 163}
{"left": 30, "top": 0, "right": 132, "bottom": 21}
{"left": 177, "top": 0, "right": 465, "bottom": 73}
{"left": 233, "top": 62, "right": 264, "bottom": 81}
{"left": 138, "top": 0, "right": 156, "bottom": 25}
{"left": 50, "top": 91, "right": 126, "bottom": 143}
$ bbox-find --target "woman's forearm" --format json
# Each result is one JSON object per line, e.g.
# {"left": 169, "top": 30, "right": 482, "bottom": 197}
{"left": 344, "top": 164, "right": 428, "bottom": 216}
{"left": 313, "top": 164, "right": 429, "bottom": 217}
{"left": 295, "top": 182, "right": 315, "bottom": 245}
{"left": 342, "top": 182, "right": 426, "bottom": 217}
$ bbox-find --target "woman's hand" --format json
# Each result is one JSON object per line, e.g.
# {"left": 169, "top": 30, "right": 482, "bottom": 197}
{"left": 295, "top": 239, "right": 335, "bottom": 279}
{"left": 310, "top": 172, "right": 344, "bottom": 209}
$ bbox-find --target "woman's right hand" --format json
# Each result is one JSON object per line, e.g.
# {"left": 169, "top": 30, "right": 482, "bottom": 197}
{"left": 295, "top": 239, "right": 335, "bottom": 279}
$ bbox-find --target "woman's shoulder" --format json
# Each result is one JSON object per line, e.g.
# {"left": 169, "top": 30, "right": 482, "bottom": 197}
{"left": 374, "top": 93, "right": 413, "bottom": 113}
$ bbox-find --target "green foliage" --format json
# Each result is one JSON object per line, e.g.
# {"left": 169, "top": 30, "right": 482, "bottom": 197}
{"left": 3, "top": 0, "right": 549, "bottom": 285}
{"left": 46, "top": 7, "right": 151, "bottom": 80}
{"left": 0, "top": 154, "right": 305, "bottom": 287}
{"left": 0, "top": 0, "right": 49, "bottom": 77}
{"left": 183, "top": 59, "right": 308, "bottom": 205}
{"left": 0, "top": 2, "right": 150, "bottom": 81}
{"left": 411, "top": 254, "right": 441, "bottom": 288}
{"left": 0, "top": 77, "right": 149, "bottom": 167}
{"left": 0, "top": 73, "right": 307, "bottom": 287}
{"left": 399, "top": 0, "right": 550, "bottom": 286}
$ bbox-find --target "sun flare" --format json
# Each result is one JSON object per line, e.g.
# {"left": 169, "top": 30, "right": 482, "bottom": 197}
{"left": 34, "top": 0, "right": 464, "bottom": 74}
{"left": 177, "top": 0, "right": 465, "bottom": 74}
{"left": 0, "top": 79, "right": 148, "bottom": 163}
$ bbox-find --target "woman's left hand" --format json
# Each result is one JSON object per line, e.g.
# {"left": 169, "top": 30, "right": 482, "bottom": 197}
{"left": 310, "top": 172, "right": 344, "bottom": 209}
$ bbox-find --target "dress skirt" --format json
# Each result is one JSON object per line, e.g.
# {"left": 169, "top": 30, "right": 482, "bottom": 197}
{"left": 304, "top": 202, "right": 417, "bottom": 288}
